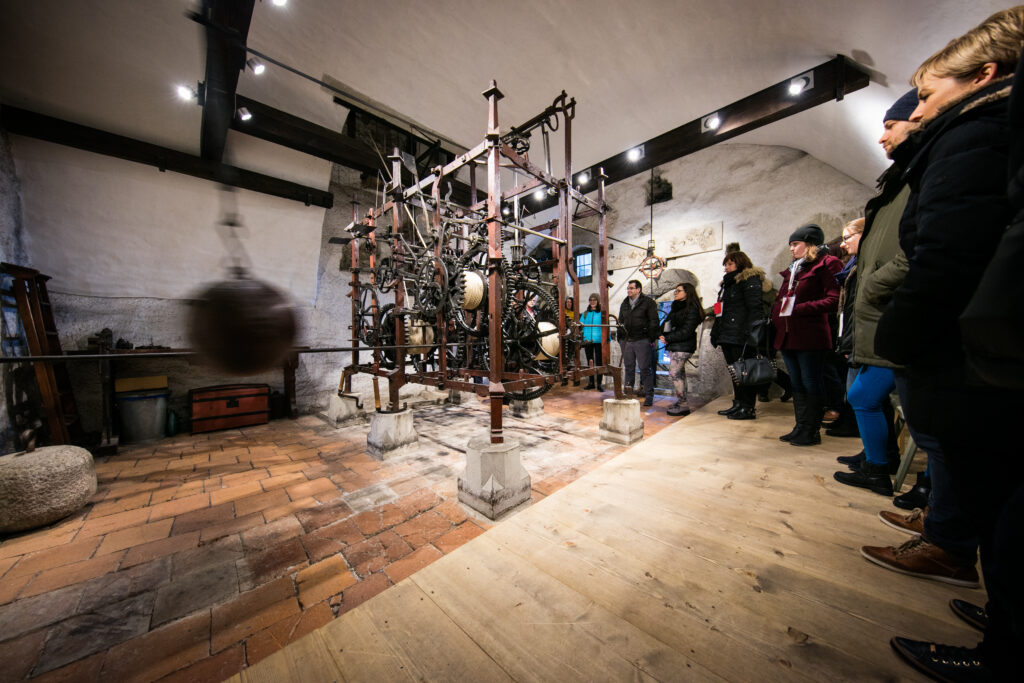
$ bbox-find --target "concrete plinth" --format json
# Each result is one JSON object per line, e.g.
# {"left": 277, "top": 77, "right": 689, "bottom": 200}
{"left": 0, "top": 445, "right": 97, "bottom": 533}
{"left": 327, "top": 393, "right": 364, "bottom": 426}
{"left": 600, "top": 398, "right": 644, "bottom": 445}
{"left": 458, "top": 435, "right": 530, "bottom": 519}
{"left": 510, "top": 397, "right": 544, "bottom": 419}
{"left": 367, "top": 409, "right": 418, "bottom": 460}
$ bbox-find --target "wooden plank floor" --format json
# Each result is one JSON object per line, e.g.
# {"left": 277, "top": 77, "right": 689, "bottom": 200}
{"left": 233, "top": 398, "right": 981, "bottom": 682}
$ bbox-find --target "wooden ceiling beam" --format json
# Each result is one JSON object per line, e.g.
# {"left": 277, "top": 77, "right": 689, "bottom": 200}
{"left": 198, "top": 0, "right": 255, "bottom": 162}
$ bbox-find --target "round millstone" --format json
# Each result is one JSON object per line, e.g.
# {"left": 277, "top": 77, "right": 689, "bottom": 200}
{"left": 0, "top": 445, "right": 97, "bottom": 534}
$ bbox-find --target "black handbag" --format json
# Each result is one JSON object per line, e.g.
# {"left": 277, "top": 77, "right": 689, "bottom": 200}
{"left": 727, "top": 336, "right": 777, "bottom": 386}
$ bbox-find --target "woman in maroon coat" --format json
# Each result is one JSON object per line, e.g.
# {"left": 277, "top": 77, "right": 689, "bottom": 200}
{"left": 770, "top": 224, "right": 843, "bottom": 446}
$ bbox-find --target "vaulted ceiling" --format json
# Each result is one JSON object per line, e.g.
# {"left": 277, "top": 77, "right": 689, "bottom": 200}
{"left": 0, "top": 0, "right": 1010, "bottom": 194}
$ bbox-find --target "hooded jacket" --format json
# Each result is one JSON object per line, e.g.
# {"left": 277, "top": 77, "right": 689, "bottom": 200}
{"left": 875, "top": 77, "right": 1014, "bottom": 370}
{"left": 770, "top": 254, "right": 843, "bottom": 351}
{"left": 711, "top": 266, "right": 764, "bottom": 347}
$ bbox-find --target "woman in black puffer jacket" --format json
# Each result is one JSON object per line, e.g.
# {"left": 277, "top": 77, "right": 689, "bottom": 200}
{"left": 658, "top": 282, "right": 704, "bottom": 417}
{"left": 710, "top": 250, "right": 767, "bottom": 420}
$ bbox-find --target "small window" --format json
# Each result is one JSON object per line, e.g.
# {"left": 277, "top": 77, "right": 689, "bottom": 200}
{"left": 575, "top": 248, "right": 593, "bottom": 284}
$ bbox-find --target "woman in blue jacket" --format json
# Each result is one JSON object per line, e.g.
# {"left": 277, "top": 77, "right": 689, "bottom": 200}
{"left": 580, "top": 293, "right": 604, "bottom": 390}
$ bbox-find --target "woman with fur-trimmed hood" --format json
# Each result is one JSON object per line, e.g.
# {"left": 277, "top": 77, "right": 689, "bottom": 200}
{"left": 710, "top": 250, "right": 768, "bottom": 420}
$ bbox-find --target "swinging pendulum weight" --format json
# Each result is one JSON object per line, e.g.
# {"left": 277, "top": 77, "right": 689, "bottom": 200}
{"left": 188, "top": 188, "right": 299, "bottom": 375}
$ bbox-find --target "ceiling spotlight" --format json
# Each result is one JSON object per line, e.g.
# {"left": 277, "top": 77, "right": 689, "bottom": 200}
{"left": 577, "top": 171, "right": 590, "bottom": 185}
{"left": 627, "top": 145, "right": 645, "bottom": 162}
{"left": 789, "top": 71, "right": 814, "bottom": 96}
{"left": 271, "top": 0, "right": 288, "bottom": 6}
{"left": 176, "top": 84, "right": 197, "bottom": 101}
{"left": 701, "top": 113, "right": 721, "bottom": 133}
{"left": 501, "top": 205, "right": 511, "bottom": 216}
{"left": 237, "top": 107, "right": 252, "bottom": 121}
{"left": 533, "top": 189, "right": 546, "bottom": 201}
{"left": 246, "top": 58, "right": 265, "bottom": 75}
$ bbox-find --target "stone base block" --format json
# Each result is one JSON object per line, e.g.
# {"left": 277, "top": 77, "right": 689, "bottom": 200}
{"left": 366, "top": 409, "right": 418, "bottom": 461}
{"left": 458, "top": 435, "right": 530, "bottom": 520}
{"left": 599, "top": 398, "right": 644, "bottom": 445}
{"left": 510, "top": 397, "right": 544, "bottom": 419}
{"left": 0, "top": 445, "right": 98, "bottom": 534}
{"left": 327, "top": 393, "right": 364, "bottom": 426}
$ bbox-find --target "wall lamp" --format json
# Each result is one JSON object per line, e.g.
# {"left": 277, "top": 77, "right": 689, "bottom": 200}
{"left": 701, "top": 113, "right": 721, "bottom": 133}
{"left": 789, "top": 71, "right": 814, "bottom": 96}
{"left": 626, "top": 145, "right": 645, "bottom": 162}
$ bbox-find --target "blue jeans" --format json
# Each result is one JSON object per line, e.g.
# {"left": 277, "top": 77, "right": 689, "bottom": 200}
{"left": 894, "top": 372, "right": 978, "bottom": 560}
{"left": 847, "top": 365, "right": 895, "bottom": 466}
{"left": 780, "top": 349, "right": 826, "bottom": 398}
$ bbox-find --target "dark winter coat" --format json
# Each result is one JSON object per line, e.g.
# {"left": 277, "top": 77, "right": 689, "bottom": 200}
{"left": 711, "top": 267, "right": 764, "bottom": 347}
{"left": 617, "top": 293, "right": 659, "bottom": 342}
{"left": 770, "top": 254, "right": 843, "bottom": 351}
{"left": 875, "top": 77, "right": 1014, "bottom": 370}
{"left": 661, "top": 299, "right": 702, "bottom": 353}
{"left": 850, "top": 159, "right": 912, "bottom": 369}
{"left": 837, "top": 257, "right": 857, "bottom": 357}
{"left": 960, "top": 54, "right": 1024, "bottom": 388}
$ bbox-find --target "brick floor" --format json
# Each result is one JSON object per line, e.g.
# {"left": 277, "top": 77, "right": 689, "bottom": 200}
{"left": 0, "top": 385, "right": 675, "bottom": 681}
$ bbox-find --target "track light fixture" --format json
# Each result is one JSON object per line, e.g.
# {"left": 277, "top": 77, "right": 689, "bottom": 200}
{"left": 533, "top": 189, "right": 546, "bottom": 201}
{"left": 627, "top": 145, "right": 645, "bottom": 162}
{"left": 176, "top": 84, "right": 198, "bottom": 101}
{"left": 246, "top": 58, "right": 265, "bottom": 75}
{"left": 237, "top": 107, "right": 252, "bottom": 122}
{"left": 271, "top": 0, "right": 288, "bottom": 6}
{"left": 577, "top": 170, "right": 590, "bottom": 185}
{"left": 701, "top": 113, "right": 721, "bottom": 133}
{"left": 789, "top": 71, "right": 814, "bottom": 96}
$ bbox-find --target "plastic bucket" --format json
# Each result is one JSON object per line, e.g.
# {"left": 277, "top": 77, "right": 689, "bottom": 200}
{"left": 117, "top": 389, "right": 170, "bottom": 443}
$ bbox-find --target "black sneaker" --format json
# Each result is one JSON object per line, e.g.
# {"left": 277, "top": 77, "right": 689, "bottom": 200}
{"left": 890, "top": 637, "right": 989, "bottom": 682}
{"left": 950, "top": 599, "right": 988, "bottom": 632}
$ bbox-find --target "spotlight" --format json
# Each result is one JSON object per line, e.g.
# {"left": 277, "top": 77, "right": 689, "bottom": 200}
{"left": 533, "top": 189, "right": 545, "bottom": 201}
{"left": 627, "top": 145, "right": 645, "bottom": 162}
{"left": 246, "top": 58, "right": 265, "bottom": 75}
{"left": 176, "top": 84, "right": 197, "bottom": 101}
{"left": 237, "top": 107, "right": 252, "bottom": 122}
{"left": 272, "top": 0, "right": 287, "bottom": 6}
{"left": 502, "top": 205, "right": 511, "bottom": 216}
{"left": 789, "top": 71, "right": 814, "bottom": 96}
{"left": 701, "top": 113, "right": 721, "bottom": 133}
{"left": 577, "top": 171, "right": 590, "bottom": 185}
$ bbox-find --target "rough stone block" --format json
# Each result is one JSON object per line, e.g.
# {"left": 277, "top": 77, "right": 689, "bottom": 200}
{"left": 599, "top": 398, "right": 644, "bottom": 445}
{"left": 327, "top": 393, "right": 364, "bottom": 426}
{"left": 458, "top": 435, "right": 530, "bottom": 520}
{"left": 0, "top": 445, "right": 97, "bottom": 534}
{"left": 510, "top": 397, "right": 544, "bottom": 419}
{"left": 366, "top": 409, "right": 418, "bottom": 461}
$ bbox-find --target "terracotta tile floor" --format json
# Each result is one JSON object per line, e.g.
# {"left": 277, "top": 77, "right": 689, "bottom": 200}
{"left": 0, "top": 385, "right": 688, "bottom": 682}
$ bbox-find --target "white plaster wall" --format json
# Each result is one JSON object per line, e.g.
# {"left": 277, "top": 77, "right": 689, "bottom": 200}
{"left": 11, "top": 138, "right": 328, "bottom": 302}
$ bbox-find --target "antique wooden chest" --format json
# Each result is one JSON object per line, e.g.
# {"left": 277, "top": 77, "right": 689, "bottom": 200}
{"left": 189, "top": 384, "right": 270, "bottom": 434}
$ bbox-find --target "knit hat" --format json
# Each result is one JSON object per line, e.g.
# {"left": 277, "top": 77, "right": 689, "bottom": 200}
{"left": 884, "top": 89, "right": 919, "bottom": 123}
{"left": 788, "top": 223, "right": 825, "bottom": 246}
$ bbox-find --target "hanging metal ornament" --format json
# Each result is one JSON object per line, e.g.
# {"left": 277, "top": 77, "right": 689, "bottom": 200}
{"left": 638, "top": 169, "right": 666, "bottom": 281}
{"left": 188, "top": 187, "right": 299, "bottom": 375}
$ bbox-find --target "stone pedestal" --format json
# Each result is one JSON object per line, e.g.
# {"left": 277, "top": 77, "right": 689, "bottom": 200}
{"left": 367, "top": 409, "right": 418, "bottom": 460}
{"left": 0, "top": 445, "right": 97, "bottom": 533}
{"left": 510, "top": 397, "right": 544, "bottom": 419}
{"left": 458, "top": 435, "right": 530, "bottom": 519}
{"left": 600, "top": 398, "right": 644, "bottom": 445}
{"left": 327, "top": 393, "right": 364, "bottom": 426}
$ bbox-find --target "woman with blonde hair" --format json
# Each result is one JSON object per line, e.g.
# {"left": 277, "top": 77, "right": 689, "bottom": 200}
{"left": 870, "top": 6, "right": 1024, "bottom": 679}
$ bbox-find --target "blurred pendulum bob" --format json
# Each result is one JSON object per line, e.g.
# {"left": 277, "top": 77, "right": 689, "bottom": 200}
{"left": 188, "top": 188, "right": 299, "bottom": 375}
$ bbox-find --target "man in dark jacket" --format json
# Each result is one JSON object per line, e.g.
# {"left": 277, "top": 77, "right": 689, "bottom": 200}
{"left": 875, "top": 12, "right": 1024, "bottom": 678}
{"left": 618, "top": 280, "right": 659, "bottom": 406}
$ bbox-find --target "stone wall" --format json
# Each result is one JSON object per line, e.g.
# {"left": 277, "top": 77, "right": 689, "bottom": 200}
{"left": 570, "top": 142, "right": 875, "bottom": 399}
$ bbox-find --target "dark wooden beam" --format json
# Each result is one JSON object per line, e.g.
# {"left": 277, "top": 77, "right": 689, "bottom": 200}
{"left": 199, "top": 0, "right": 255, "bottom": 161}
{"left": 0, "top": 105, "right": 333, "bottom": 208}
{"left": 542, "top": 55, "right": 871, "bottom": 212}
